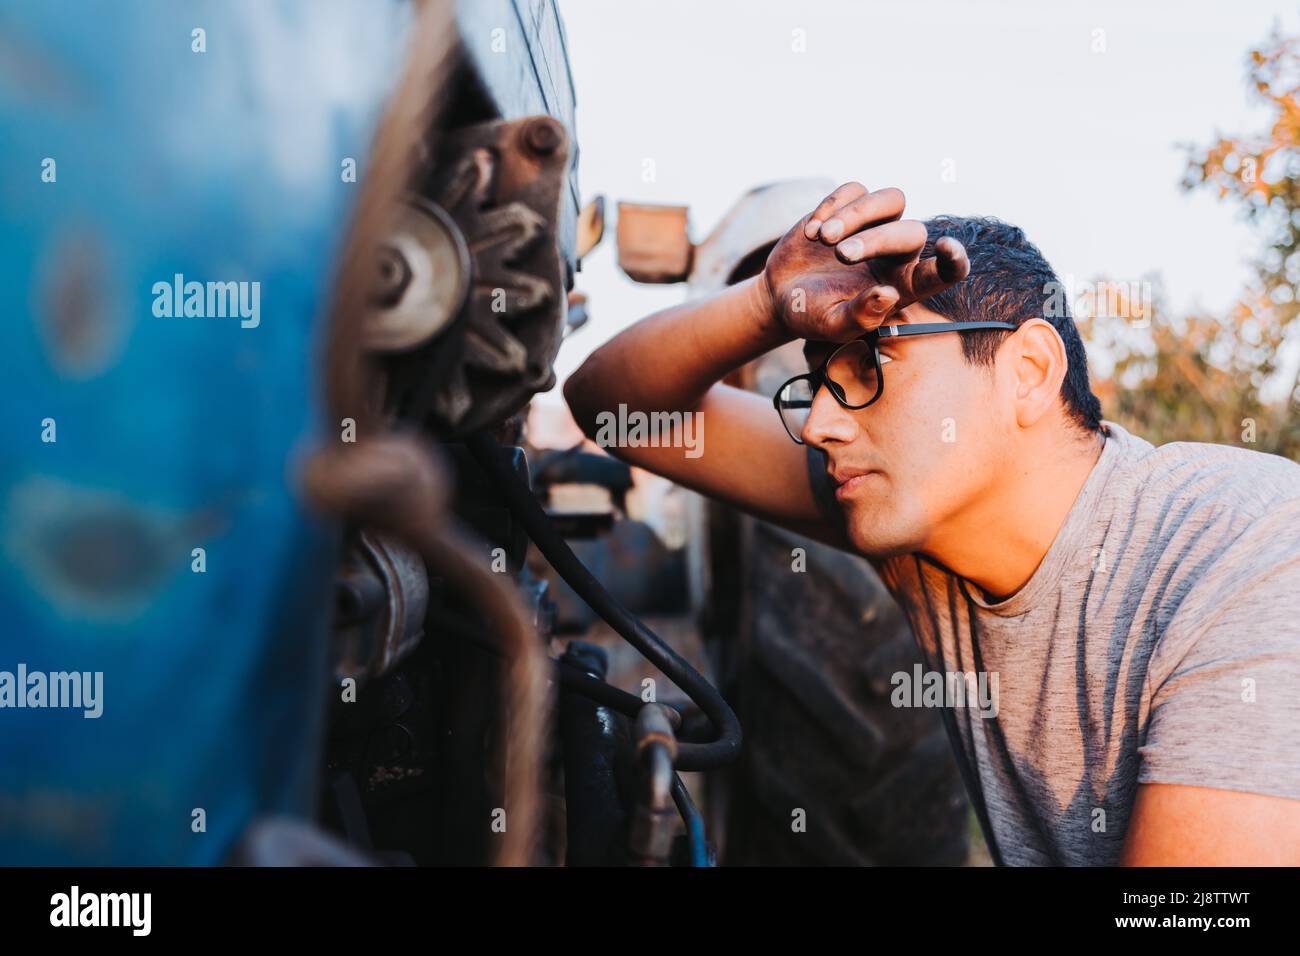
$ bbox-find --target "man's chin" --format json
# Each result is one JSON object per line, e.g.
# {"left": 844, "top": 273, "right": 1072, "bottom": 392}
{"left": 844, "top": 508, "right": 919, "bottom": 561}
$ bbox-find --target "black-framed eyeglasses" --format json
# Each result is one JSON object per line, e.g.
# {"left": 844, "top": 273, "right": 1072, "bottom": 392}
{"left": 772, "top": 321, "right": 1018, "bottom": 444}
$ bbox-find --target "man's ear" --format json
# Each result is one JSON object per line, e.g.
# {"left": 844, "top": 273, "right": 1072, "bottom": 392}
{"left": 1004, "top": 318, "right": 1069, "bottom": 428}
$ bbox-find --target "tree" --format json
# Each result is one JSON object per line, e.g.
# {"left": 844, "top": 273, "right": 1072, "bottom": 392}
{"left": 1081, "top": 26, "right": 1300, "bottom": 459}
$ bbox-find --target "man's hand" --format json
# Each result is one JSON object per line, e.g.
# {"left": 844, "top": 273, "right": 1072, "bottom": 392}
{"left": 762, "top": 182, "right": 970, "bottom": 342}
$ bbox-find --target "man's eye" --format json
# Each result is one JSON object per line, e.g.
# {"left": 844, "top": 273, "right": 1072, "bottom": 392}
{"left": 878, "top": 352, "right": 894, "bottom": 365}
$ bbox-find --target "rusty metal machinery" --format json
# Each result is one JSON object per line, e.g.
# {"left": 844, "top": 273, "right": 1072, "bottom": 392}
{"left": 332, "top": 530, "right": 429, "bottom": 687}
{"left": 362, "top": 198, "right": 470, "bottom": 353}
{"left": 311, "top": 0, "right": 734, "bottom": 869}
{"left": 368, "top": 115, "right": 573, "bottom": 437}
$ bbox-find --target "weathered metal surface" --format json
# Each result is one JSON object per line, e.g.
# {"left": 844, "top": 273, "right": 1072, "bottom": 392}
{"left": 559, "top": 641, "right": 631, "bottom": 866}
{"left": 688, "top": 178, "right": 837, "bottom": 291}
{"left": 332, "top": 531, "right": 429, "bottom": 685}
{"left": 0, "top": 0, "right": 412, "bottom": 865}
{"left": 452, "top": 0, "right": 580, "bottom": 277}
{"left": 304, "top": 434, "right": 548, "bottom": 867}
{"left": 576, "top": 196, "right": 606, "bottom": 261}
{"left": 627, "top": 703, "right": 679, "bottom": 866}
{"left": 384, "top": 115, "right": 572, "bottom": 435}
{"left": 616, "top": 202, "right": 693, "bottom": 283}
{"left": 362, "top": 198, "right": 471, "bottom": 352}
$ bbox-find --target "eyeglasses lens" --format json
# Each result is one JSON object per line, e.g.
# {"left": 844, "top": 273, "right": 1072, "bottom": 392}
{"left": 775, "top": 340, "right": 882, "bottom": 443}
{"left": 825, "top": 340, "right": 880, "bottom": 405}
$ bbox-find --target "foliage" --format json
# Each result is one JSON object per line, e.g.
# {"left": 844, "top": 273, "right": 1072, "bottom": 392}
{"left": 1082, "top": 27, "right": 1300, "bottom": 459}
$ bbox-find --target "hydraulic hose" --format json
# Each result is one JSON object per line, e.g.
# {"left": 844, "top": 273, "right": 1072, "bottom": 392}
{"left": 557, "top": 660, "right": 683, "bottom": 731}
{"left": 465, "top": 430, "right": 743, "bottom": 771}
{"left": 670, "top": 773, "right": 709, "bottom": 867}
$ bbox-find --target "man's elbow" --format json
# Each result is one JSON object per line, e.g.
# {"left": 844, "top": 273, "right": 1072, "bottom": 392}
{"left": 563, "top": 358, "right": 603, "bottom": 440}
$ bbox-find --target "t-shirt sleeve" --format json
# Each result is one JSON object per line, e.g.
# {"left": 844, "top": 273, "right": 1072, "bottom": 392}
{"left": 1137, "top": 501, "right": 1300, "bottom": 800}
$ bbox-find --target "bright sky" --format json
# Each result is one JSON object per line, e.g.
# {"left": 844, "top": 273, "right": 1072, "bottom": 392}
{"left": 545, "top": 0, "right": 1298, "bottom": 406}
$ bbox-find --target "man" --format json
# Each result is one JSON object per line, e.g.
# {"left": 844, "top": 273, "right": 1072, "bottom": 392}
{"left": 564, "top": 182, "right": 1300, "bottom": 865}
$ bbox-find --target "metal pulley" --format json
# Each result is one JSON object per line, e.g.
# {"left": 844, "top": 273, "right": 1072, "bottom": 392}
{"left": 362, "top": 197, "right": 470, "bottom": 353}
{"left": 376, "top": 115, "right": 573, "bottom": 437}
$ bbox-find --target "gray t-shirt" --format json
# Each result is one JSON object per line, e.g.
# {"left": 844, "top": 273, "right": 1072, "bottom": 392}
{"left": 808, "top": 420, "right": 1300, "bottom": 865}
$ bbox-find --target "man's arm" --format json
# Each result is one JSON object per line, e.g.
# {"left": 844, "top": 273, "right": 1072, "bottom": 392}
{"left": 1122, "top": 503, "right": 1300, "bottom": 865}
{"left": 563, "top": 274, "right": 849, "bottom": 547}
{"left": 1121, "top": 784, "right": 1300, "bottom": 865}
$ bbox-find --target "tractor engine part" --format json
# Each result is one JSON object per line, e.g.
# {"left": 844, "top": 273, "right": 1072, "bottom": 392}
{"left": 378, "top": 116, "right": 574, "bottom": 437}
{"left": 627, "top": 703, "right": 680, "bottom": 866}
{"left": 331, "top": 530, "right": 429, "bottom": 688}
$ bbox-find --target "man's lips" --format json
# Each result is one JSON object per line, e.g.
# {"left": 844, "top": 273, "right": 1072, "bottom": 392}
{"left": 831, "top": 467, "right": 880, "bottom": 501}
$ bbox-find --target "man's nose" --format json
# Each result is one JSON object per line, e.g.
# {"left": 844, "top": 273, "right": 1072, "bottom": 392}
{"left": 801, "top": 383, "right": 860, "bottom": 448}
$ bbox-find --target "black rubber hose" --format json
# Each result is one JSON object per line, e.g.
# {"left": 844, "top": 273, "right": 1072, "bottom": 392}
{"left": 465, "top": 431, "right": 742, "bottom": 770}
{"left": 556, "top": 660, "right": 684, "bottom": 730}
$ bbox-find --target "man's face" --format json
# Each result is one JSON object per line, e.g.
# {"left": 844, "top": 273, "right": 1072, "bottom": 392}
{"left": 802, "top": 303, "right": 1010, "bottom": 558}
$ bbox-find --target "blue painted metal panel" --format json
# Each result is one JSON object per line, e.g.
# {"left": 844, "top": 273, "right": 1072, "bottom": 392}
{"left": 0, "top": 0, "right": 411, "bottom": 864}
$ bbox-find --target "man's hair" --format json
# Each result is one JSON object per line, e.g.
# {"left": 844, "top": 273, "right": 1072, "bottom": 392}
{"left": 920, "top": 215, "right": 1103, "bottom": 434}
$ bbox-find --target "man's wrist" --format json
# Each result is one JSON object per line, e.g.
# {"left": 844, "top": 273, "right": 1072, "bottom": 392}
{"left": 746, "top": 273, "right": 794, "bottom": 350}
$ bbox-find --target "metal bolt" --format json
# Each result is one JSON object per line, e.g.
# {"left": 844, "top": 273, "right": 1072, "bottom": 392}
{"left": 372, "top": 244, "right": 412, "bottom": 307}
{"left": 523, "top": 118, "right": 562, "bottom": 156}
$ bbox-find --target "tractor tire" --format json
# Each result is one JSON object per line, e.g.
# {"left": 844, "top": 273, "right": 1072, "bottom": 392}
{"left": 720, "top": 518, "right": 970, "bottom": 865}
